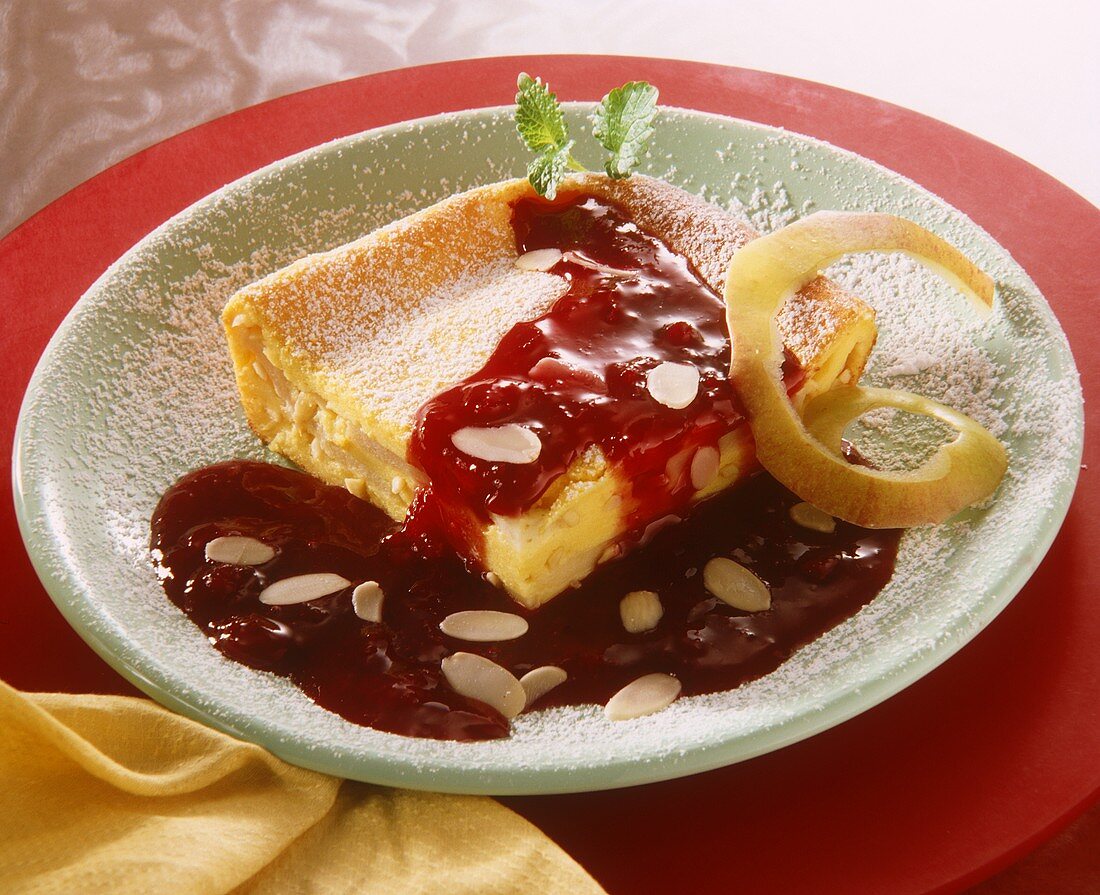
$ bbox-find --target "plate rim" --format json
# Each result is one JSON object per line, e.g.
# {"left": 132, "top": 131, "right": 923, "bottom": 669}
{"left": 11, "top": 101, "right": 1085, "bottom": 796}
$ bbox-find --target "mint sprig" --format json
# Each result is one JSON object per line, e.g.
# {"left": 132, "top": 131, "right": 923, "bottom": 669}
{"left": 515, "top": 73, "right": 569, "bottom": 156}
{"left": 527, "top": 139, "right": 576, "bottom": 199}
{"left": 515, "top": 74, "right": 584, "bottom": 199}
{"left": 514, "top": 72, "right": 659, "bottom": 198}
{"left": 593, "top": 81, "right": 659, "bottom": 180}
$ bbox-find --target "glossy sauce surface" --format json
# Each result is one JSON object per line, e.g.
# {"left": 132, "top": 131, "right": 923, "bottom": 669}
{"left": 409, "top": 194, "right": 799, "bottom": 540}
{"left": 151, "top": 460, "right": 900, "bottom": 741}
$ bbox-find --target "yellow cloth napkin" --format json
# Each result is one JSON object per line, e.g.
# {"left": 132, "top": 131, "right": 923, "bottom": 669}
{"left": 0, "top": 681, "right": 605, "bottom": 895}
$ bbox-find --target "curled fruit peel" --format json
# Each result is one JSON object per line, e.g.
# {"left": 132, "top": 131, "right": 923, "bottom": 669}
{"left": 723, "top": 211, "right": 1007, "bottom": 528}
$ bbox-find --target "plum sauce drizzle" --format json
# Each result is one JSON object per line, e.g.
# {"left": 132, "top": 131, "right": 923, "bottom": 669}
{"left": 409, "top": 194, "right": 801, "bottom": 549}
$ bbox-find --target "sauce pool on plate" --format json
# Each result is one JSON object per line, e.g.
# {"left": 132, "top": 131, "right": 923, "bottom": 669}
{"left": 151, "top": 460, "right": 899, "bottom": 741}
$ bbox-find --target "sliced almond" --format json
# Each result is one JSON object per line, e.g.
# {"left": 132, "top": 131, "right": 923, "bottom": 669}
{"left": 520, "top": 666, "right": 568, "bottom": 708}
{"left": 639, "top": 514, "right": 681, "bottom": 547}
{"left": 789, "top": 501, "right": 837, "bottom": 533}
{"left": 259, "top": 572, "right": 350, "bottom": 606}
{"left": 344, "top": 477, "right": 368, "bottom": 499}
{"left": 529, "top": 356, "right": 571, "bottom": 382}
{"left": 439, "top": 610, "right": 529, "bottom": 642}
{"left": 605, "top": 673, "right": 682, "bottom": 721}
{"left": 545, "top": 547, "right": 565, "bottom": 570}
{"left": 665, "top": 449, "right": 692, "bottom": 486}
{"left": 561, "top": 251, "right": 633, "bottom": 276}
{"left": 598, "top": 544, "right": 622, "bottom": 565}
{"left": 204, "top": 536, "right": 275, "bottom": 566}
{"left": 690, "top": 446, "right": 721, "bottom": 491}
{"left": 515, "top": 248, "right": 563, "bottom": 271}
{"left": 292, "top": 394, "right": 316, "bottom": 424}
{"left": 352, "top": 581, "right": 384, "bottom": 622}
{"left": 441, "top": 652, "right": 525, "bottom": 719}
{"left": 646, "top": 362, "right": 699, "bottom": 410}
{"left": 528, "top": 356, "right": 605, "bottom": 392}
{"left": 451, "top": 424, "right": 541, "bottom": 464}
{"left": 620, "top": 590, "right": 663, "bottom": 634}
{"left": 703, "top": 558, "right": 771, "bottom": 612}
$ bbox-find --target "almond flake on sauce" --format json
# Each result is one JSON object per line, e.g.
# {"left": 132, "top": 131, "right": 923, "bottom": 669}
{"left": 519, "top": 666, "right": 568, "bottom": 708}
{"left": 620, "top": 590, "right": 663, "bottom": 634}
{"left": 451, "top": 424, "right": 541, "bottom": 464}
{"left": 352, "top": 581, "right": 384, "bottom": 622}
{"left": 439, "top": 610, "right": 529, "bottom": 642}
{"left": 441, "top": 652, "right": 525, "bottom": 720}
{"left": 703, "top": 557, "right": 771, "bottom": 612}
{"left": 528, "top": 356, "right": 606, "bottom": 391}
{"left": 646, "top": 362, "right": 700, "bottom": 409}
{"left": 259, "top": 572, "right": 350, "bottom": 606}
{"left": 789, "top": 501, "right": 837, "bottom": 533}
{"left": 514, "top": 248, "right": 563, "bottom": 271}
{"left": 639, "top": 513, "right": 681, "bottom": 547}
{"left": 204, "top": 535, "right": 274, "bottom": 566}
{"left": 605, "top": 673, "right": 682, "bottom": 721}
{"left": 561, "top": 251, "right": 633, "bottom": 276}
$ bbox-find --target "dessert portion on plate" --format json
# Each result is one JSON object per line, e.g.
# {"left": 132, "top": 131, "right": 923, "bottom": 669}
{"left": 150, "top": 76, "right": 1007, "bottom": 741}
{"left": 222, "top": 174, "right": 876, "bottom": 608}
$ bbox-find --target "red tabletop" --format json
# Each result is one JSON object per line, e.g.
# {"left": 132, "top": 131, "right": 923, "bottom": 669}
{"left": 2, "top": 56, "right": 1097, "bottom": 894}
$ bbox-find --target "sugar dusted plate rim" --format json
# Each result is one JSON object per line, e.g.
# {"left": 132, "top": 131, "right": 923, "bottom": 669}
{"left": 12, "top": 102, "right": 1083, "bottom": 794}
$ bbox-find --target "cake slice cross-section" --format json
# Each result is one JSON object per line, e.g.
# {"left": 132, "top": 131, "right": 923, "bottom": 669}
{"left": 223, "top": 174, "right": 876, "bottom": 608}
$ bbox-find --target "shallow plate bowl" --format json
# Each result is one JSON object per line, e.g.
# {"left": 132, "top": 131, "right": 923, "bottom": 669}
{"left": 13, "top": 105, "right": 1082, "bottom": 794}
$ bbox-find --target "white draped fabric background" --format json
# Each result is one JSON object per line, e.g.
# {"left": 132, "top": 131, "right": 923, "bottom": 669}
{"left": 1, "top": 0, "right": 1098, "bottom": 238}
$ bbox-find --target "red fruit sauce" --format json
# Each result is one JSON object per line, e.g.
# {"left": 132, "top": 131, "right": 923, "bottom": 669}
{"left": 150, "top": 194, "right": 900, "bottom": 741}
{"left": 151, "top": 461, "right": 899, "bottom": 741}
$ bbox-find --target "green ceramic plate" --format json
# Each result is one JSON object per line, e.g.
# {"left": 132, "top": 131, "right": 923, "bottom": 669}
{"left": 12, "top": 105, "right": 1082, "bottom": 795}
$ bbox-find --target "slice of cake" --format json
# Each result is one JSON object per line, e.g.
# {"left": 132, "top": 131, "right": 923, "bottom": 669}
{"left": 223, "top": 174, "right": 876, "bottom": 608}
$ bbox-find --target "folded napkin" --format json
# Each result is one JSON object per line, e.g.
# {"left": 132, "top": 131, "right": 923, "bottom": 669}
{"left": 0, "top": 681, "right": 604, "bottom": 894}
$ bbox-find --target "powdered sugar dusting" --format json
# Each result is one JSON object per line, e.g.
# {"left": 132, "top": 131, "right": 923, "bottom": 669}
{"left": 323, "top": 264, "right": 568, "bottom": 436}
{"left": 15, "top": 106, "right": 1082, "bottom": 792}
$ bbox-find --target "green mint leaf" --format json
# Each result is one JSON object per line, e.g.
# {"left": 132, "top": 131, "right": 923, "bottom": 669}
{"left": 592, "top": 81, "right": 659, "bottom": 179}
{"left": 527, "top": 141, "right": 575, "bottom": 199}
{"left": 515, "top": 73, "right": 569, "bottom": 155}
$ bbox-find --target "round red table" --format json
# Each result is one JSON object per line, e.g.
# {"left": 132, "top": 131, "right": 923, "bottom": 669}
{"left": 2, "top": 56, "right": 1097, "bottom": 894}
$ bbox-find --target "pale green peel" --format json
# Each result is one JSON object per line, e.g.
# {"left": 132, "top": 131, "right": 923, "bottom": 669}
{"left": 724, "top": 211, "right": 1007, "bottom": 529}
